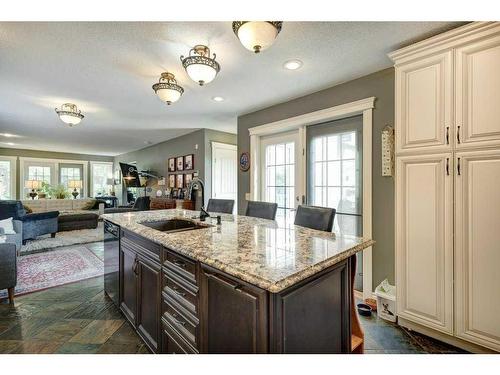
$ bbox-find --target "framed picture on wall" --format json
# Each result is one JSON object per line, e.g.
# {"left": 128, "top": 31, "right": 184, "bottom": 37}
{"left": 176, "top": 156, "right": 184, "bottom": 171}
{"left": 184, "top": 173, "right": 193, "bottom": 187}
{"left": 184, "top": 154, "right": 194, "bottom": 170}
{"left": 168, "top": 158, "right": 176, "bottom": 172}
{"left": 168, "top": 175, "right": 176, "bottom": 188}
{"left": 176, "top": 174, "right": 184, "bottom": 188}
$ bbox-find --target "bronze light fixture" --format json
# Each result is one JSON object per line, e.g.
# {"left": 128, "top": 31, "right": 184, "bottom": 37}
{"left": 152, "top": 72, "right": 184, "bottom": 105}
{"left": 232, "top": 21, "right": 283, "bottom": 53}
{"left": 180, "top": 45, "right": 220, "bottom": 86}
{"left": 55, "top": 103, "right": 84, "bottom": 126}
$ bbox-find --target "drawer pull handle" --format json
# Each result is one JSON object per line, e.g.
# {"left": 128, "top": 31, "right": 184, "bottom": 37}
{"left": 457, "top": 126, "right": 461, "bottom": 144}
{"left": 446, "top": 126, "right": 449, "bottom": 144}
{"left": 171, "top": 286, "right": 186, "bottom": 297}
{"left": 457, "top": 157, "right": 461, "bottom": 175}
{"left": 172, "top": 313, "right": 186, "bottom": 326}
{"left": 173, "top": 260, "right": 186, "bottom": 268}
{"left": 446, "top": 158, "right": 449, "bottom": 176}
{"left": 132, "top": 258, "right": 138, "bottom": 275}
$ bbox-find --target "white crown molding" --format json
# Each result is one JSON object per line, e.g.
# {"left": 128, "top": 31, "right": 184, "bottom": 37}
{"left": 388, "top": 21, "right": 500, "bottom": 64}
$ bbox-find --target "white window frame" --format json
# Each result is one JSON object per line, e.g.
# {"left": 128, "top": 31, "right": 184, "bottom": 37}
{"left": 19, "top": 157, "right": 89, "bottom": 198}
{"left": 248, "top": 97, "right": 375, "bottom": 299}
{"left": 90, "top": 161, "right": 114, "bottom": 197}
{"left": 0, "top": 156, "right": 17, "bottom": 200}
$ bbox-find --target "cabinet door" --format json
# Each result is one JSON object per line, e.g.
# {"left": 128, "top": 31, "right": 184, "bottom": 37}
{"left": 200, "top": 265, "right": 268, "bottom": 353}
{"left": 455, "top": 150, "right": 500, "bottom": 351}
{"left": 395, "top": 153, "right": 453, "bottom": 334}
{"left": 137, "top": 255, "right": 161, "bottom": 353}
{"left": 119, "top": 246, "right": 138, "bottom": 326}
{"left": 395, "top": 51, "right": 453, "bottom": 154}
{"left": 455, "top": 34, "right": 500, "bottom": 149}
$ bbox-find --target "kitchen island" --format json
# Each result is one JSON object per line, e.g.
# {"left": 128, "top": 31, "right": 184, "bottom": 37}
{"left": 102, "top": 209, "right": 374, "bottom": 354}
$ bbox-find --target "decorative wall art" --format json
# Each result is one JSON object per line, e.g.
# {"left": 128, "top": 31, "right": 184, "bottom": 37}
{"left": 176, "top": 156, "right": 184, "bottom": 171}
{"left": 168, "top": 175, "right": 176, "bottom": 188}
{"left": 381, "top": 125, "right": 395, "bottom": 176}
{"left": 184, "top": 173, "right": 193, "bottom": 187}
{"left": 239, "top": 152, "right": 250, "bottom": 171}
{"left": 176, "top": 174, "right": 184, "bottom": 188}
{"left": 184, "top": 154, "right": 194, "bottom": 170}
{"left": 168, "top": 158, "right": 176, "bottom": 172}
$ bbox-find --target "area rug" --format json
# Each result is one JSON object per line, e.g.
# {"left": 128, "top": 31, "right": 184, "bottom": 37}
{"left": 0, "top": 245, "right": 104, "bottom": 300}
{"left": 20, "top": 222, "right": 104, "bottom": 254}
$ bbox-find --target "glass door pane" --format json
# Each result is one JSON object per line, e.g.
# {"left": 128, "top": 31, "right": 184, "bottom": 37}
{"left": 261, "top": 131, "right": 301, "bottom": 226}
{"left": 306, "top": 115, "right": 363, "bottom": 290}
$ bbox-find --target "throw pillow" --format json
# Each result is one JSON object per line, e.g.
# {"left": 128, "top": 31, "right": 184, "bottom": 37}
{"left": 23, "top": 204, "right": 33, "bottom": 214}
{"left": 0, "top": 236, "right": 6, "bottom": 244}
{"left": 0, "top": 217, "right": 16, "bottom": 235}
{"left": 83, "top": 199, "right": 97, "bottom": 210}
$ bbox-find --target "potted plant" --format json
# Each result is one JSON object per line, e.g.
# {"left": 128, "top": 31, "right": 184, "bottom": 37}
{"left": 51, "top": 184, "right": 70, "bottom": 199}
{"left": 37, "top": 181, "right": 51, "bottom": 199}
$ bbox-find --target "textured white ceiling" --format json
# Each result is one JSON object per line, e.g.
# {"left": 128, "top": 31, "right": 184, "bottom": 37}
{"left": 0, "top": 22, "right": 463, "bottom": 156}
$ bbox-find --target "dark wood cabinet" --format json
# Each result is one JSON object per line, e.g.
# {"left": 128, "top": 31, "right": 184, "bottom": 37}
{"left": 119, "top": 245, "right": 138, "bottom": 326}
{"left": 116, "top": 227, "right": 353, "bottom": 354}
{"left": 200, "top": 265, "right": 268, "bottom": 353}
{"left": 137, "top": 254, "right": 161, "bottom": 353}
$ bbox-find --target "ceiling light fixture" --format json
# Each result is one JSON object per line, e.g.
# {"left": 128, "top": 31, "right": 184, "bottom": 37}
{"left": 2, "top": 142, "right": 15, "bottom": 146}
{"left": 0, "top": 133, "right": 16, "bottom": 138}
{"left": 180, "top": 45, "right": 220, "bottom": 86}
{"left": 232, "top": 21, "right": 283, "bottom": 53}
{"left": 55, "top": 103, "right": 84, "bottom": 126}
{"left": 283, "top": 59, "right": 303, "bottom": 70}
{"left": 212, "top": 96, "right": 224, "bottom": 102}
{"left": 152, "top": 72, "right": 184, "bottom": 105}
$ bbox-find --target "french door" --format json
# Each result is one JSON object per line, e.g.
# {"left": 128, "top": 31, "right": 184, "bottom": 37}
{"left": 260, "top": 131, "right": 304, "bottom": 226}
{"left": 212, "top": 142, "right": 237, "bottom": 213}
{"left": 306, "top": 116, "right": 363, "bottom": 289}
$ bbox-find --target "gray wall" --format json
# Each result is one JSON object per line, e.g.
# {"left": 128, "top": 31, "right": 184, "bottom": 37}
{"left": 237, "top": 68, "right": 395, "bottom": 288}
{"left": 0, "top": 147, "right": 113, "bottom": 199}
{"left": 114, "top": 129, "right": 236, "bottom": 207}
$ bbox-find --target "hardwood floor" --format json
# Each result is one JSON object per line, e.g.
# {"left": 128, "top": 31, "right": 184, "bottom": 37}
{"left": 0, "top": 241, "right": 464, "bottom": 354}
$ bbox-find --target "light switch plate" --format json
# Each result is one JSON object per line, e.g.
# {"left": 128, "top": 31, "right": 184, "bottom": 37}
{"left": 245, "top": 193, "right": 250, "bottom": 200}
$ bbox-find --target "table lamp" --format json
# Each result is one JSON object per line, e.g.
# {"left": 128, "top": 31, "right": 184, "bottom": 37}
{"left": 25, "top": 180, "right": 42, "bottom": 200}
{"left": 68, "top": 180, "right": 83, "bottom": 199}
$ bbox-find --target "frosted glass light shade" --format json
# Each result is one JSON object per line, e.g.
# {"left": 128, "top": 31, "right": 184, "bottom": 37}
{"left": 68, "top": 180, "right": 82, "bottom": 189}
{"left": 185, "top": 63, "right": 217, "bottom": 86}
{"left": 59, "top": 114, "right": 82, "bottom": 125}
{"left": 234, "top": 21, "right": 282, "bottom": 53}
{"left": 156, "top": 87, "right": 182, "bottom": 104}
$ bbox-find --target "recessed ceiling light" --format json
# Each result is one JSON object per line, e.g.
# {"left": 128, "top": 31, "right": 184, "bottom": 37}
{"left": 283, "top": 59, "right": 303, "bottom": 70}
{"left": 1, "top": 142, "right": 15, "bottom": 146}
{"left": 212, "top": 96, "right": 225, "bottom": 102}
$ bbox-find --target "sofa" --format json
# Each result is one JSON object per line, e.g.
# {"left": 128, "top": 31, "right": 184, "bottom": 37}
{"left": 0, "top": 242, "right": 16, "bottom": 304}
{"left": 0, "top": 218, "right": 22, "bottom": 251}
{"left": 21, "top": 198, "right": 102, "bottom": 213}
{"left": 0, "top": 200, "right": 59, "bottom": 244}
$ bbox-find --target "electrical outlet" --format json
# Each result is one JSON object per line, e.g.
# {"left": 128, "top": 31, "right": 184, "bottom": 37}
{"left": 245, "top": 193, "right": 250, "bottom": 200}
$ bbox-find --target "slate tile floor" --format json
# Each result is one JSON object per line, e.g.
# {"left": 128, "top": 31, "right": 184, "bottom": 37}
{"left": 0, "top": 242, "right": 465, "bottom": 354}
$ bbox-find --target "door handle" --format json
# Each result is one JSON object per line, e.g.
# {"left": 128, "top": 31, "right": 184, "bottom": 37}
{"left": 446, "top": 127, "right": 449, "bottom": 145}
{"left": 132, "top": 258, "right": 138, "bottom": 275}
{"left": 446, "top": 158, "right": 449, "bottom": 176}
{"left": 457, "top": 157, "right": 461, "bottom": 175}
{"left": 457, "top": 126, "right": 461, "bottom": 144}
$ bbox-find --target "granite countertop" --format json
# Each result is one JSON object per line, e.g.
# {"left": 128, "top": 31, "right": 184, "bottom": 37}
{"left": 101, "top": 209, "right": 374, "bottom": 293}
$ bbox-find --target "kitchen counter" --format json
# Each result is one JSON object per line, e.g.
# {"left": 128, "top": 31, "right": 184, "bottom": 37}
{"left": 102, "top": 209, "right": 373, "bottom": 293}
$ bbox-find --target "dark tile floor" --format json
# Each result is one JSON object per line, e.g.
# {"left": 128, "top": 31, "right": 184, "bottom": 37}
{"left": 0, "top": 242, "right": 466, "bottom": 354}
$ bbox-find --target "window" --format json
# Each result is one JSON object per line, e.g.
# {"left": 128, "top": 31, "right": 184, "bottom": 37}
{"left": 0, "top": 157, "right": 16, "bottom": 199}
{"left": 60, "top": 164, "right": 83, "bottom": 194}
{"left": 25, "top": 163, "right": 54, "bottom": 198}
{"left": 91, "top": 162, "right": 113, "bottom": 197}
{"left": 28, "top": 166, "right": 51, "bottom": 184}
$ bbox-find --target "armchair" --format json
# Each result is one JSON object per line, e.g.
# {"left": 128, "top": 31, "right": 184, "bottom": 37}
{"left": 0, "top": 200, "right": 59, "bottom": 245}
{"left": 0, "top": 242, "right": 17, "bottom": 304}
{"left": 0, "top": 220, "right": 22, "bottom": 251}
{"left": 104, "top": 196, "right": 150, "bottom": 214}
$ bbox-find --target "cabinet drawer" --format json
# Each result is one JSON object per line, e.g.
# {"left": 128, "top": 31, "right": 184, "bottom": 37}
{"left": 162, "top": 319, "right": 198, "bottom": 354}
{"left": 162, "top": 271, "right": 198, "bottom": 315}
{"left": 121, "top": 231, "right": 161, "bottom": 262}
{"left": 164, "top": 249, "right": 197, "bottom": 285}
{"left": 163, "top": 299, "right": 199, "bottom": 348}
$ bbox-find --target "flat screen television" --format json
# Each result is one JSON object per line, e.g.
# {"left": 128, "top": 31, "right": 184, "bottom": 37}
{"left": 119, "top": 162, "right": 143, "bottom": 188}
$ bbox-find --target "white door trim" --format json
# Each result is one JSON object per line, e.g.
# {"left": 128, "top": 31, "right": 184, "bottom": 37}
{"left": 0, "top": 155, "right": 17, "bottom": 200}
{"left": 248, "top": 96, "right": 375, "bottom": 298}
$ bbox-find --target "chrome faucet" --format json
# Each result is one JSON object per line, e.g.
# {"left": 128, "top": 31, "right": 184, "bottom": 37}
{"left": 187, "top": 176, "right": 209, "bottom": 220}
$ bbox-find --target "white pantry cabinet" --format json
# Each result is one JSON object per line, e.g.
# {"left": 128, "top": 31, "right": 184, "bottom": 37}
{"left": 455, "top": 149, "right": 500, "bottom": 352}
{"left": 455, "top": 34, "right": 500, "bottom": 149}
{"left": 391, "top": 22, "right": 500, "bottom": 352}
{"left": 395, "top": 154, "right": 454, "bottom": 334}
{"left": 395, "top": 51, "right": 453, "bottom": 154}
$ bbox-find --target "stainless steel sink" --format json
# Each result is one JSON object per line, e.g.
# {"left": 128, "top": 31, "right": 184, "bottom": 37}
{"left": 140, "top": 219, "right": 208, "bottom": 233}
